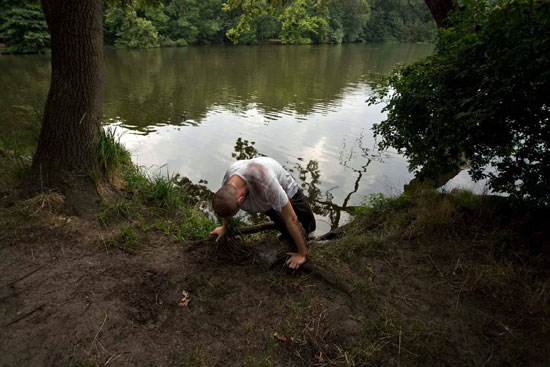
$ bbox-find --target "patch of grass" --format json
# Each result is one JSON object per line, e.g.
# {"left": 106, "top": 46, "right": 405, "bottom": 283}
{"left": 96, "top": 199, "right": 135, "bottom": 227}
{"left": 102, "top": 225, "right": 141, "bottom": 254}
{"left": 100, "top": 159, "right": 216, "bottom": 240}
{"left": 450, "top": 188, "right": 482, "bottom": 210}
{"left": 141, "top": 207, "right": 215, "bottom": 241}
{"left": 355, "top": 192, "right": 411, "bottom": 217}
{"left": 0, "top": 144, "right": 32, "bottom": 195}
{"left": 241, "top": 354, "right": 273, "bottom": 367}
{"left": 181, "top": 347, "right": 207, "bottom": 367}
{"left": 312, "top": 188, "right": 550, "bottom": 366}
{"left": 274, "top": 301, "right": 357, "bottom": 366}
{"left": 177, "top": 206, "right": 216, "bottom": 239}
{"left": 124, "top": 166, "right": 188, "bottom": 211}
{"left": 145, "top": 173, "right": 183, "bottom": 209}
{"left": 98, "top": 127, "right": 131, "bottom": 174}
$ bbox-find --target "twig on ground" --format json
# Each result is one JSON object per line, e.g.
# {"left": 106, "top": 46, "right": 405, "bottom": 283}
{"left": 3, "top": 264, "right": 46, "bottom": 288}
{"left": 88, "top": 314, "right": 108, "bottom": 355}
{"left": 5, "top": 304, "right": 45, "bottom": 327}
{"left": 236, "top": 222, "right": 277, "bottom": 235}
{"left": 397, "top": 328, "right": 402, "bottom": 367}
{"left": 427, "top": 254, "right": 444, "bottom": 278}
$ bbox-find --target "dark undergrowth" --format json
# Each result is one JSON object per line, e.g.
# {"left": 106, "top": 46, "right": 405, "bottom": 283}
{"left": 305, "top": 189, "right": 550, "bottom": 366}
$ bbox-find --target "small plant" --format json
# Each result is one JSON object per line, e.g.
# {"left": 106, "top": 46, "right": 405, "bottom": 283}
{"left": 102, "top": 225, "right": 141, "bottom": 254}
{"left": 181, "top": 347, "right": 207, "bottom": 367}
{"left": 146, "top": 174, "right": 182, "bottom": 209}
{"left": 354, "top": 193, "right": 410, "bottom": 217}
{"left": 123, "top": 166, "right": 188, "bottom": 211}
{"left": 96, "top": 200, "right": 134, "bottom": 227}
{"left": 176, "top": 206, "right": 216, "bottom": 240}
{"left": 98, "top": 127, "right": 131, "bottom": 175}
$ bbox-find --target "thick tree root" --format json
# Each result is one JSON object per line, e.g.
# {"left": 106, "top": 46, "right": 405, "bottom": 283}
{"left": 187, "top": 223, "right": 361, "bottom": 309}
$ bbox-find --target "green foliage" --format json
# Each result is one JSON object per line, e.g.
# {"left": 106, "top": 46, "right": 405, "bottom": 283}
{"left": 124, "top": 168, "right": 185, "bottom": 210}
{"left": 103, "top": 225, "right": 141, "bottom": 253}
{"left": 0, "top": 1, "right": 49, "bottom": 53}
{"left": 278, "top": 0, "right": 328, "bottom": 44}
{"left": 371, "top": 0, "right": 550, "bottom": 205}
{"left": 224, "top": 0, "right": 431, "bottom": 44}
{"left": 181, "top": 346, "right": 207, "bottom": 367}
{"left": 142, "top": 6, "right": 170, "bottom": 41}
{"left": 97, "top": 199, "right": 134, "bottom": 227}
{"left": 163, "top": 0, "right": 226, "bottom": 45}
{"left": 0, "top": 0, "right": 435, "bottom": 50}
{"left": 104, "top": 7, "right": 159, "bottom": 48}
{"left": 0, "top": 143, "right": 32, "bottom": 195}
{"left": 362, "top": 0, "right": 436, "bottom": 42}
{"left": 145, "top": 206, "right": 216, "bottom": 240}
{"left": 175, "top": 38, "right": 188, "bottom": 47}
{"left": 354, "top": 192, "right": 410, "bottom": 217}
{"left": 328, "top": 0, "right": 370, "bottom": 43}
{"left": 98, "top": 127, "right": 131, "bottom": 174}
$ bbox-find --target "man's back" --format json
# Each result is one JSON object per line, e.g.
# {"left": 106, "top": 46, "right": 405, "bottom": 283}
{"left": 223, "top": 157, "right": 298, "bottom": 213}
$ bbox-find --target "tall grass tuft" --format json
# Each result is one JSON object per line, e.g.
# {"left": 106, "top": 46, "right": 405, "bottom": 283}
{"left": 124, "top": 167, "right": 185, "bottom": 210}
{"left": 98, "top": 127, "right": 131, "bottom": 174}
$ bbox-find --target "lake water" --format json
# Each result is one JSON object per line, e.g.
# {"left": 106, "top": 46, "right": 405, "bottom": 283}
{"left": 0, "top": 44, "right": 485, "bottom": 234}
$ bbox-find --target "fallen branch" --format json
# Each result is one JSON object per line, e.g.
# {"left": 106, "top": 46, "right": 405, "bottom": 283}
{"left": 236, "top": 222, "right": 277, "bottom": 235}
{"left": 187, "top": 222, "right": 278, "bottom": 247}
{"left": 186, "top": 228, "right": 360, "bottom": 309}
{"left": 187, "top": 235, "right": 217, "bottom": 247}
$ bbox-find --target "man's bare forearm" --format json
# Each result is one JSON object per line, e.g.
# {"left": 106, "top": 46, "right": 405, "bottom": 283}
{"left": 287, "top": 221, "right": 308, "bottom": 256}
{"left": 281, "top": 203, "right": 308, "bottom": 256}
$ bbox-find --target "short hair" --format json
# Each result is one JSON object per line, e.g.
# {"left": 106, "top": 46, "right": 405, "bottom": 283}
{"left": 212, "top": 184, "right": 239, "bottom": 218}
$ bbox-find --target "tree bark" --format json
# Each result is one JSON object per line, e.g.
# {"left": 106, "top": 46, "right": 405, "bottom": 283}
{"left": 31, "top": 0, "right": 103, "bottom": 189}
{"left": 424, "top": 0, "right": 455, "bottom": 28}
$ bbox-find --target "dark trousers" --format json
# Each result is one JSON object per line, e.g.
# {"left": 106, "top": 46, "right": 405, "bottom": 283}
{"left": 265, "top": 188, "right": 316, "bottom": 242}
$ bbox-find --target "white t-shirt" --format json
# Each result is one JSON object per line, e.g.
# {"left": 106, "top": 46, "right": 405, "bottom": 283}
{"left": 222, "top": 157, "right": 299, "bottom": 213}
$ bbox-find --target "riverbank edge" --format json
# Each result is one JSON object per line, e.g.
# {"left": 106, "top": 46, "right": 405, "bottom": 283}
{"left": 1, "top": 139, "right": 549, "bottom": 366}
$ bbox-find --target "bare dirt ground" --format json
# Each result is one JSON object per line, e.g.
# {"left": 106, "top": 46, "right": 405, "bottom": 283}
{"left": 1, "top": 198, "right": 549, "bottom": 367}
{"left": 0, "top": 213, "right": 355, "bottom": 367}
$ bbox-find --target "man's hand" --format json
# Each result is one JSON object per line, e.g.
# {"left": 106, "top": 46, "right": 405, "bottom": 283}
{"left": 286, "top": 252, "right": 306, "bottom": 269}
{"left": 209, "top": 226, "right": 226, "bottom": 242}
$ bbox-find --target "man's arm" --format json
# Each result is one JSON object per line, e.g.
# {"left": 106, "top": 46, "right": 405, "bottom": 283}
{"left": 280, "top": 201, "right": 308, "bottom": 269}
{"left": 210, "top": 217, "right": 230, "bottom": 242}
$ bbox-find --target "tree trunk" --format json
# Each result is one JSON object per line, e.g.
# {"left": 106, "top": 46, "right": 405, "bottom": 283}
{"left": 31, "top": 0, "right": 103, "bottom": 190}
{"left": 424, "top": 0, "right": 455, "bottom": 28}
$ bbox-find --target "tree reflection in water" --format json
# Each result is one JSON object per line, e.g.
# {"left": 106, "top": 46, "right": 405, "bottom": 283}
{"left": 231, "top": 134, "right": 387, "bottom": 230}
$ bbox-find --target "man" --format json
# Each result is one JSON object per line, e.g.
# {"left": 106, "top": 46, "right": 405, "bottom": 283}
{"left": 210, "top": 157, "right": 316, "bottom": 269}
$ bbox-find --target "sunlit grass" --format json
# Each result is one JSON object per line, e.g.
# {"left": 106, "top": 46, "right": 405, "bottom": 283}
{"left": 98, "top": 127, "right": 131, "bottom": 174}
{"left": 101, "top": 225, "right": 141, "bottom": 254}
{"left": 95, "top": 138, "right": 216, "bottom": 244}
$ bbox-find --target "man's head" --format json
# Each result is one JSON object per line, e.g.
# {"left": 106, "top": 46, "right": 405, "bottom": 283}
{"left": 212, "top": 183, "right": 245, "bottom": 218}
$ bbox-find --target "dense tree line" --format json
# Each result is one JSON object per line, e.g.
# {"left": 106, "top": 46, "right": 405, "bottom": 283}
{"left": 0, "top": 0, "right": 49, "bottom": 53}
{"left": 0, "top": 0, "right": 436, "bottom": 53}
{"left": 372, "top": 0, "right": 550, "bottom": 205}
{"left": 362, "top": 0, "right": 437, "bottom": 42}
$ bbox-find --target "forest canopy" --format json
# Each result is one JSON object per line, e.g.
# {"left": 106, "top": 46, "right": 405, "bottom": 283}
{"left": 0, "top": 0, "right": 436, "bottom": 52}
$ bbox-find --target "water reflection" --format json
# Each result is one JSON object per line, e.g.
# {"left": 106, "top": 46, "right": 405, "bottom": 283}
{"left": 230, "top": 135, "right": 381, "bottom": 230}
{"left": 102, "top": 44, "right": 433, "bottom": 131}
{"left": 1, "top": 44, "right": 438, "bottom": 234}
